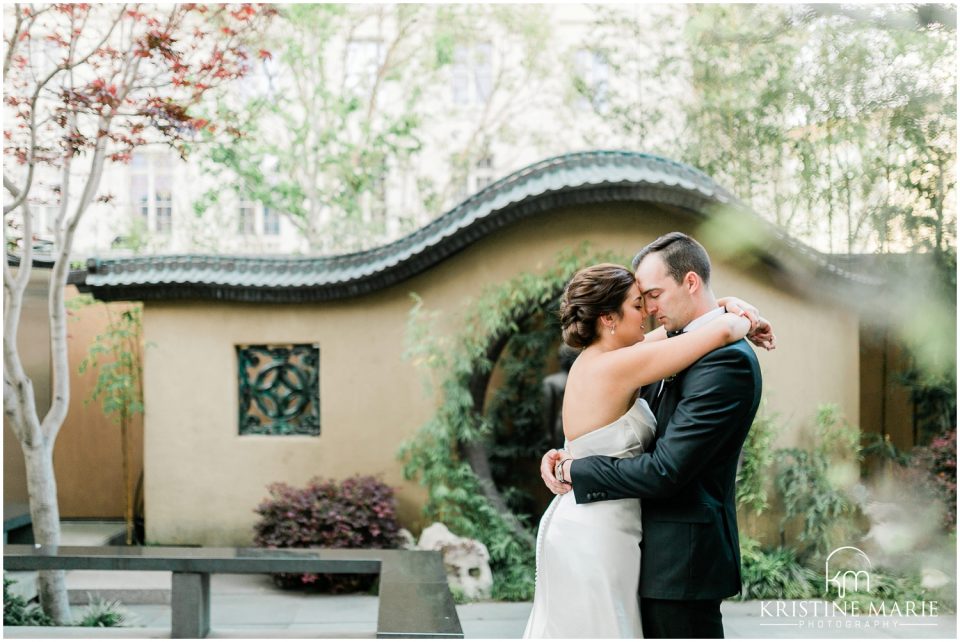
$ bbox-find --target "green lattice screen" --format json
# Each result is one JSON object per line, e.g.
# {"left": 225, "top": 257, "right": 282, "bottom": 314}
{"left": 237, "top": 344, "right": 320, "bottom": 436}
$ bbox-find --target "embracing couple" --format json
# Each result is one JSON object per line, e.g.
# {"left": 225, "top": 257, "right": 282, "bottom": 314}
{"left": 522, "top": 232, "right": 776, "bottom": 639}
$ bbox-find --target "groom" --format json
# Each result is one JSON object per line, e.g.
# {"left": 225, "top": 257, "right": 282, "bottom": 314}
{"left": 542, "top": 232, "right": 765, "bottom": 638}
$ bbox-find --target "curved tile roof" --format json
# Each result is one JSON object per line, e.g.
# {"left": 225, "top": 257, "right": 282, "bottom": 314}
{"left": 77, "top": 150, "right": 879, "bottom": 303}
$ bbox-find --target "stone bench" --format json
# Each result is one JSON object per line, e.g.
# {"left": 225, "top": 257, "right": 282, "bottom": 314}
{"left": 3, "top": 545, "right": 463, "bottom": 639}
{"left": 3, "top": 504, "right": 33, "bottom": 545}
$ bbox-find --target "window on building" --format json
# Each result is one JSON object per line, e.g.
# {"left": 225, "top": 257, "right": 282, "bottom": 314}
{"left": 238, "top": 202, "right": 256, "bottom": 235}
{"left": 154, "top": 174, "right": 172, "bottom": 233}
{"left": 130, "top": 152, "right": 176, "bottom": 233}
{"left": 475, "top": 176, "right": 494, "bottom": 191}
{"left": 39, "top": 205, "right": 59, "bottom": 236}
{"left": 574, "top": 49, "right": 610, "bottom": 113}
{"left": 452, "top": 43, "right": 493, "bottom": 106}
{"left": 454, "top": 176, "right": 470, "bottom": 203}
{"left": 367, "top": 175, "right": 387, "bottom": 223}
{"left": 474, "top": 154, "right": 496, "bottom": 191}
{"left": 132, "top": 175, "right": 149, "bottom": 224}
{"left": 346, "top": 40, "right": 383, "bottom": 95}
{"left": 452, "top": 153, "right": 496, "bottom": 202}
{"left": 237, "top": 344, "right": 320, "bottom": 436}
{"left": 15, "top": 202, "right": 59, "bottom": 257}
{"left": 263, "top": 206, "right": 281, "bottom": 236}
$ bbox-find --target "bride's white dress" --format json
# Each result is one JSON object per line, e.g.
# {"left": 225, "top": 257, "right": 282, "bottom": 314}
{"left": 523, "top": 397, "right": 657, "bottom": 639}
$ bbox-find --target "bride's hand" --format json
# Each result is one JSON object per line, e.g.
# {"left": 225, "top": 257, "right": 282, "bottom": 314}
{"left": 717, "top": 296, "right": 760, "bottom": 331}
{"left": 541, "top": 449, "right": 572, "bottom": 495}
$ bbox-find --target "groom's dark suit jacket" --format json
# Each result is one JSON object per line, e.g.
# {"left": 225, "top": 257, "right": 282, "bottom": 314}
{"left": 570, "top": 338, "right": 762, "bottom": 601}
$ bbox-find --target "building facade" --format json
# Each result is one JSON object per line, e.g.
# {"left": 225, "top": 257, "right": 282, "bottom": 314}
{"left": 20, "top": 4, "right": 654, "bottom": 260}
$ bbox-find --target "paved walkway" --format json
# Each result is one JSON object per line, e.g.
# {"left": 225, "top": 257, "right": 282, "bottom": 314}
{"left": 3, "top": 570, "right": 956, "bottom": 639}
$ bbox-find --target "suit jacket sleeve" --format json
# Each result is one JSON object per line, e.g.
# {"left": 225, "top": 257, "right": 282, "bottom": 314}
{"left": 571, "top": 344, "right": 758, "bottom": 502}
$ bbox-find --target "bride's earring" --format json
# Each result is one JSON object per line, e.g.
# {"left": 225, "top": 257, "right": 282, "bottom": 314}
{"left": 610, "top": 326, "right": 615, "bottom": 335}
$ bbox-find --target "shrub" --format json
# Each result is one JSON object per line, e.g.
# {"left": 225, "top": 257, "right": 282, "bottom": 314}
{"left": 910, "top": 428, "right": 957, "bottom": 530}
{"left": 837, "top": 568, "right": 956, "bottom": 613}
{"left": 862, "top": 432, "right": 911, "bottom": 468}
{"left": 253, "top": 475, "right": 403, "bottom": 592}
{"left": 76, "top": 596, "right": 133, "bottom": 627}
{"left": 3, "top": 577, "right": 53, "bottom": 627}
{"left": 737, "top": 536, "right": 818, "bottom": 600}
{"left": 736, "top": 407, "right": 777, "bottom": 515}
{"left": 860, "top": 427, "right": 956, "bottom": 533}
{"left": 774, "top": 405, "right": 862, "bottom": 561}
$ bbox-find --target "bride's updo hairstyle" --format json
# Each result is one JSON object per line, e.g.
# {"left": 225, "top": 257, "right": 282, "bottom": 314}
{"left": 559, "top": 263, "right": 636, "bottom": 349}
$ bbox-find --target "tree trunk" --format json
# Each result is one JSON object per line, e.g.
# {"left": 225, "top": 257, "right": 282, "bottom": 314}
{"left": 121, "top": 412, "right": 134, "bottom": 545}
{"left": 22, "top": 442, "right": 72, "bottom": 624}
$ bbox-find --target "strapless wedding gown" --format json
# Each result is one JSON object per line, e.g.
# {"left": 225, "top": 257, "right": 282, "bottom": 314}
{"left": 522, "top": 397, "right": 657, "bottom": 639}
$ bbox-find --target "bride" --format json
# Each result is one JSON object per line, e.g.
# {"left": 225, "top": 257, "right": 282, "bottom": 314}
{"left": 522, "top": 263, "right": 769, "bottom": 638}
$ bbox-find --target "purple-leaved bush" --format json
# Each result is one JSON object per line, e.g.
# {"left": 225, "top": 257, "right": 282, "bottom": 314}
{"left": 910, "top": 428, "right": 958, "bottom": 530}
{"left": 253, "top": 475, "right": 403, "bottom": 591}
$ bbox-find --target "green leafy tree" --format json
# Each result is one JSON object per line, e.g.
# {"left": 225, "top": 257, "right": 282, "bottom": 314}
{"left": 430, "top": 5, "right": 553, "bottom": 209}
{"left": 77, "top": 301, "right": 144, "bottom": 546}
{"left": 195, "top": 4, "right": 428, "bottom": 252}
{"left": 576, "top": 4, "right": 956, "bottom": 256}
{"left": 194, "top": 4, "right": 554, "bottom": 253}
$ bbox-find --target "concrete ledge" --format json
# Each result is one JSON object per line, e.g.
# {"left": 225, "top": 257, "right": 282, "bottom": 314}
{"left": 4, "top": 626, "right": 170, "bottom": 638}
{"left": 68, "top": 588, "right": 171, "bottom": 605}
{"left": 3, "top": 627, "right": 376, "bottom": 639}
{"left": 207, "top": 629, "right": 374, "bottom": 638}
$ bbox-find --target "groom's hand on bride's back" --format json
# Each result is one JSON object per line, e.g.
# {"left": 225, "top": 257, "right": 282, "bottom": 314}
{"left": 541, "top": 449, "right": 572, "bottom": 495}
{"left": 747, "top": 316, "right": 776, "bottom": 351}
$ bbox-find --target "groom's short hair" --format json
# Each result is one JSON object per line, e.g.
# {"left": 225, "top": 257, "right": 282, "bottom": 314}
{"left": 632, "top": 232, "right": 712, "bottom": 285}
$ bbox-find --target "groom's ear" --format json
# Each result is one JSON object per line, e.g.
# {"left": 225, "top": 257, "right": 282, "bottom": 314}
{"left": 683, "top": 271, "right": 702, "bottom": 294}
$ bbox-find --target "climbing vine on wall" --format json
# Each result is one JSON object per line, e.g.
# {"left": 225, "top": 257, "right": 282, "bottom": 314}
{"left": 398, "top": 245, "right": 623, "bottom": 600}
{"left": 486, "top": 312, "right": 559, "bottom": 525}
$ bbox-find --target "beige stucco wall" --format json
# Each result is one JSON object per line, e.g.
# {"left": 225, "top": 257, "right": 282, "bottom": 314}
{"left": 142, "top": 203, "right": 861, "bottom": 545}
{"left": 55, "top": 290, "right": 145, "bottom": 518}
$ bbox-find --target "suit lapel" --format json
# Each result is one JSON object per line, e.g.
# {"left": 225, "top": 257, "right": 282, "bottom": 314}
{"left": 654, "top": 375, "right": 682, "bottom": 438}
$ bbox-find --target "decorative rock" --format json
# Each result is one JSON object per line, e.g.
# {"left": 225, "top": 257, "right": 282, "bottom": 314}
{"left": 397, "top": 528, "right": 417, "bottom": 550}
{"left": 921, "top": 567, "right": 950, "bottom": 590}
{"left": 417, "top": 522, "right": 493, "bottom": 600}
